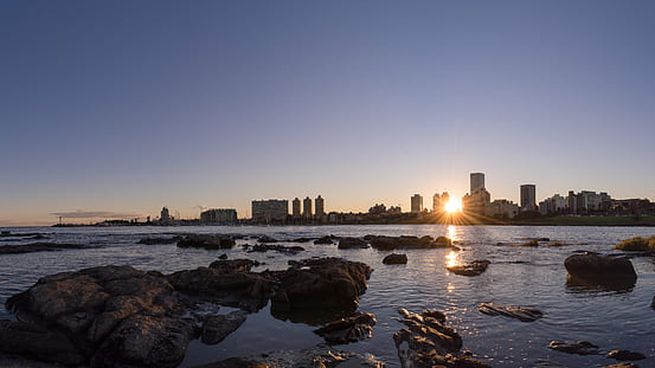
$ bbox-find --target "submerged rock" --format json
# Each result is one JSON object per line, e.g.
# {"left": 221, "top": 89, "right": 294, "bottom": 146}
{"left": 382, "top": 253, "right": 408, "bottom": 265}
{"left": 177, "top": 234, "right": 236, "bottom": 249}
{"left": 201, "top": 310, "right": 248, "bottom": 345}
{"left": 247, "top": 244, "right": 305, "bottom": 255}
{"left": 547, "top": 340, "right": 599, "bottom": 355}
{"left": 272, "top": 258, "right": 373, "bottom": 313}
{"left": 607, "top": 349, "right": 646, "bottom": 361}
{"left": 338, "top": 237, "right": 369, "bottom": 249}
{"left": 564, "top": 254, "right": 637, "bottom": 290}
{"left": 394, "top": 308, "right": 490, "bottom": 368}
{"left": 366, "top": 235, "right": 455, "bottom": 251}
{"left": 447, "top": 260, "right": 490, "bottom": 276}
{"left": 137, "top": 236, "right": 181, "bottom": 245}
{"left": 313, "top": 311, "right": 376, "bottom": 345}
{"left": 478, "top": 302, "right": 543, "bottom": 322}
{"left": 0, "top": 242, "right": 86, "bottom": 255}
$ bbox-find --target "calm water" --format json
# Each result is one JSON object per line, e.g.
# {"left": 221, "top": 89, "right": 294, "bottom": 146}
{"left": 1, "top": 225, "right": 654, "bottom": 368}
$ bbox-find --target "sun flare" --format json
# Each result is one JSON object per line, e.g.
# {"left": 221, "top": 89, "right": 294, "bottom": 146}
{"left": 444, "top": 198, "right": 462, "bottom": 213}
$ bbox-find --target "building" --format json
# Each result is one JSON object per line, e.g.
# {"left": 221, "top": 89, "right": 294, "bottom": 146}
{"left": 200, "top": 208, "right": 237, "bottom": 224}
{"left": 520, "top": 184, "right": 537, "bottom": 212}
{"left": 486, "top": 199, "right": 519, "bottom": 218}
{"left": 539, "top": 194, "right": 568, "bottom": 215}
{"left": 160, "top": 207, "right": 170, "bottom": 224}
{"left": 292, "top": 197, "right": 301, "bottom": 218}
{"left": 432, "top": 192, "right": 450, "bottom": 213}
{"left": 470, "top": 172, "right": 485, "bottom": 193}
{"left": 410, "top": 194, "right": 423, "bottom": 213}
{"left": 303, "top": 196, "right": 313, "bottom": 218}
{"left": 251, "top": 199, "right": 288, "bottom": 223}
{"left": 315, "top": 195, "right": 325, "bottom": 218}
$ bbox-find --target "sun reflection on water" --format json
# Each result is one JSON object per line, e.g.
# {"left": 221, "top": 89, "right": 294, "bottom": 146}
{"left": 447, "top": 224, "right": 457, "bottom": 243}
{"left": 446, "top": 250, "right": 459, "bottom": 268}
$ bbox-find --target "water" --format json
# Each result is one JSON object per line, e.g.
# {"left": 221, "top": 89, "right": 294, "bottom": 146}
{"left": 1, "top": 225, "right": 654, "bottom": 367}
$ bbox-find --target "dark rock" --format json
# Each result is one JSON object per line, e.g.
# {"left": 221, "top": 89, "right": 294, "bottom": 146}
{"left": 547, "top": 340, "right": 599, "bottom": 355}
{"left": 257, "top": 235, "right": 278, "bottom": 244}
{"left": 564, "top": 254, "right": 637, "bottom": 290}
{"left": 271, "top": 258, "right": 372, "bottom": 313}
{"left": 0, "top": 319, "right": 86, "bottom": 365}
{"left": 338, "top": 237, "right": 369, "bottom": 249}
{"left": 520, "top": 240, "right": 540, "bottom": 247}
{"left": 137, "top": 236, "right": 181, "bottom": 245}
{"left": 651, "top": 296, "right": 655, "bottom": 309}
{"left": 192, "top": 357, "right": 269, "bottom": 368}
{"left": 478, "top": 302, "right": 543, "bottom": 322}
{"left": 382, "top": 253, "right": 408, "bottom": 265}
{"left": 0, "top": 242, "right": 86, "bottom": 255}
{"left": 208, "top": 259, "right": 260, "bottom": 273}
{"left": 247, "top": 244, "right": 305, "bottom": 255}
{"left": 290, "top": 237, "right": 316, "bottom": 243}
{"left": 394, "top": 308, "right": 490, "bottom": 368}
{"left": 313, "top": 312, "right": 376, "bottom": 345}
{"left": 218, "top": 253, "right": 228, "bottom": 260}
{"left": 201, "top": 310, "right": 248, "bottom": 345}
{"left": 314, "top": 236, "right": 335, "bottom": 245}
{"left": 602, "top": 363, "right": 640, "bottom": 368}
{"left": 447, "top": 260, "right": 490, "bottom": 276}
{"left": 177, "top": 234, "right": 236, "bottom": 249}
{"left": 0, "top": 232, "right": 46, "bottom": 238}
{"left": 193, "top": 348, "right": 384, "bottom": 368}
{"left": 607, "top": 349, "right": 646, "bottom": 361}
{"left": 367, "top": 235, "right": 455, "bottom": 251}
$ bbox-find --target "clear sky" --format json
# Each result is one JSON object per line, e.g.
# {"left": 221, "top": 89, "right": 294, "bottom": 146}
{"left": 2, "top": 1, "right": 654, "bottom": 225}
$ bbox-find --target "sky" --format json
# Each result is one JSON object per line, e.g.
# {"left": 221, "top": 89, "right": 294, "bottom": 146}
{"left": 1, "top": 1, "right": 655, "bottom": 225}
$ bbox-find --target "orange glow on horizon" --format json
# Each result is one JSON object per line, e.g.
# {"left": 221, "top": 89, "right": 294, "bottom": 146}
{"left": 444, "top": 197, "right": 462, "bottom": 213}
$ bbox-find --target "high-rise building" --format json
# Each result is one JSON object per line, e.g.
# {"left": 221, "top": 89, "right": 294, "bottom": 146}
{"left": 462, "top": 190, "right": 491, "bottom": 215}
{"left": 160, "top": 207, "right": 170, "bottom": 224}
{"left": 411, "top": 194, "right": 423, "bottom": 213}
{"left": 251, "top": 199, "right": 288, "bottom": 223}
{"left": 200, "top": 208, "right": 238, "bottom": 224}
{"left": 470, "top": 172, "right": 485, "bottom": 193}
{"left": 486, "top": 199, "right": 519, "bottom": 218}
{"left": 315, "top": 195, "right": 325, "bottom": 218}
{"left": 432, "top": 192, "right": 450, "bottom": 213}
{"left": 303, "top": 196, "right": 313, "bottom": 218}
{"left": 520, "top": 184, "right": 537, "bottom": 212}
{"left": 292, "top": 197, "right": 301, "bottom": 218}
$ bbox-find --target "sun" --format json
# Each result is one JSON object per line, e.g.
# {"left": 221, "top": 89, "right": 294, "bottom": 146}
{"left": 444, "top": 198, "right": 462, "bottom": 213}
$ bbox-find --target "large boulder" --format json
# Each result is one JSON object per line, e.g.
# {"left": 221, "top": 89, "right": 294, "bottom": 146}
{"left": 382, "top": 253, "right": 408, "bottom": 265}
{"left": 271, "top": 258, "right": 372, "bottom": 313}
{"left": 313, "top": 312, "right": 376, "bottom": 345}
{"left": 564, "top": 254, "right": 637, "bottom": 290}
{"left": 177, "top": 234, "right": 236, "bottom": 249}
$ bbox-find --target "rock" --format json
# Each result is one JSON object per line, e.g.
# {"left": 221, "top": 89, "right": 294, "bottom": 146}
{"left": 314, "top": 236, "right": 335, "bottom": 245}
{"left": 208, "top": 259, "right": 260, "bottom": 273}
{"left": 91, "top": 314, "right": 194, "bottom": 368}
{"left": 478, "top": 302, "right": 543, "bottom": 322}
{"left": 271, "top": 258, "right": 372, "bottom": 313}
{"left": 0, "top": 242, "right": 86, "bottom": 255}
{"left": 137, "top": 236, "right": 181, "bottom": 245}
{"left": 194, "top": 348, "right": 384, "bottom": 368}
{"left": 447, "top": 260, "right": 490, "bottom": 276}
{"left": 547, "top": 340, "right": 599, "bottom": 355}
{"left": 313, "top": 312, "right": 376, "bottom": 344}
{"left": 193, "top": 357, "right": 269, "bottom": 368}
{"left": 607, "top": 349, "right": 646, "bottom": 361}
{"left": 520, "top": 240, "right": 540, "bottom": 247}
{"left": 366, "top": 235, "right": 455, "bottom": 251}
{"left": 0, "top": 319, "right": 86, "bottom": 365}
{"left": 177, "top": 234, "right": 236, "bottom": 249}
{"left": 290, "top": 237, "right": 316, "bottom": 243}
{"left": 338, "top": 237, "right": 369, "bottom": 249}
{"left": 394, "top": 308, "right": 490, "bottom": 368}
{"left": 603, "top": 363, "right": 640, "bottom": 368}
{"left": 615, "top": 236, "right": 655, "bottom": 251}
{"left": 564, "top": 254, "right": 637, "bottom": 289}
{"left": 201, "top": 310, "right": 248, "bottom": 345}
{"left": 218, "top": 253, "right": 228, "bottom": 260}
{"left": 435, "top": 236, "right": 453, "bottom": 247}
{"left": 247, "top": 244, "right": 305, "bottom": 255}
{"left": 257, "top": 235, "right": 278, "bottom": 243}
{"left": 651, "top": 296, "right": 655, "bottom": 309}
{"left": 382, "top": 253, "right": 408, "bottom": 265}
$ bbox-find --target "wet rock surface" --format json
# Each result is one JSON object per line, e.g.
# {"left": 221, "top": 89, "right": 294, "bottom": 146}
{"left": 478, "top": 302, "right": 543, "bottom": 322}
{"left": 313, "top": 311, "right": 376, "bottom": 345}
{"left": 338, "top": 237, "right": 369, "bottom": 249}
{"left": 138, "top": 236, "right": 182, "bottom": 245}
{"left": 394, "top": 308, "right": 490, "bottom": 368}
{"left": 201, "top": 310, "right": 248, "bottom": 345}
{"left": 314, "top": 236, "right": 336, "bottom": 245}
{"left": 0, "top": 242, "right": 86, "bottom": 255}
{"left": 615, "top": 236, "right": 655, "bottom": 252}
{"left": 247, "top": 244, "right": 305, "bottom": 255}
{"left": 365, "top": 235, "right": 455, "bottom": 251}
{"left": 547, "top": 340, "right": 599, "bottom": 355}
{"left": 382, "top": 253, "right": 408, "bottom": 265}
{"left": 447, "top": 260, "right": 490, "bottom": 276}
{"left": 193, "top": 348, "right": 385, "bottom": 368}
{"left": 607, "top": 349, "right": 646, "bottom": 361}
{"left": 257, "top": 235, "right": 278, "bottom": 244}
{"left": 564, "top": 253, "right": 637, "bottom": 290}
{"left": 177, "top": 234, "right": 236, "bottom": 249}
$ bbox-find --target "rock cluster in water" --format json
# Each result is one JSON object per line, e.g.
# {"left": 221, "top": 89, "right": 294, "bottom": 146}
{"left": 1, "top": 257, "right": 373, "bottom": 368}
{"left": 313, "top": 311, "right": 377, "bottom": 345}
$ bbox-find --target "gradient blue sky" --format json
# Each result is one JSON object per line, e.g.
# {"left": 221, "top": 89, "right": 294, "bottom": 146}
{"left": 2, "top": 1, "right": 654, "bottom": 225}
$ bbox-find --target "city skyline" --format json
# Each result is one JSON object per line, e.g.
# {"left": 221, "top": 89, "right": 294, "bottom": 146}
{"left": 3, "top": 1, "right": 655, "bottom": 225}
